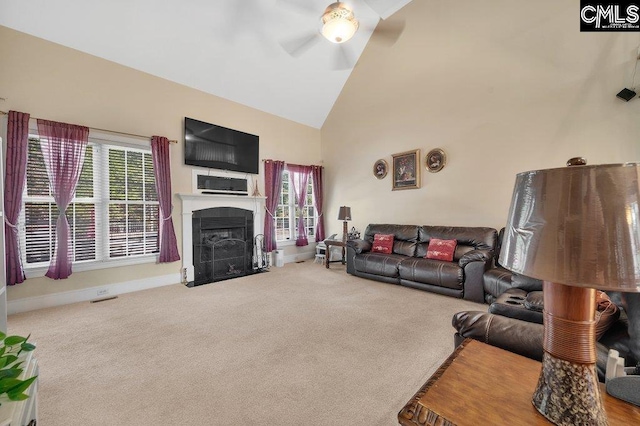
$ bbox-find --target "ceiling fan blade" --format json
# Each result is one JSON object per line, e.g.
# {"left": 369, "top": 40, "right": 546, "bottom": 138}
{"left": 276, "top": 0, "right": 320, "bottom": 16}
{"left": 361, "top": 0, "right": 410, "bottom": 19}
{"left": 371, "top": 19, "right": 405, "bottom": 46}
{"left": 331, "top": 44, "right": 357, "bottom": 71}
{"left": 212, "top": 0, "right": 271, "bottom": 44}
{"left": 280, "top": 32, "right": 321, "bottom": 58}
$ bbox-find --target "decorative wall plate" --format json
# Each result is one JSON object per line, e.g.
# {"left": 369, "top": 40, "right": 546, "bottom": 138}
{"left": 426, "top": 148, "right": 446, "bottom": 173}
{"left": 373, "top": 159, "right": 388, "bottom": 179}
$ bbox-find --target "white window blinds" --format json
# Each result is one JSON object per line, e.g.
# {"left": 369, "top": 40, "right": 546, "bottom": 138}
{"left": 20, "top": 137, "right": 159, "bottom": 269}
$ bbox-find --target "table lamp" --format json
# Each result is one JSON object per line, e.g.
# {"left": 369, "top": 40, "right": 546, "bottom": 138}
{"left": 338, "top": 206, "right": 352, "bottom": 243}
{"left": 500, "top": 162, "right": 640, "bottom": 426}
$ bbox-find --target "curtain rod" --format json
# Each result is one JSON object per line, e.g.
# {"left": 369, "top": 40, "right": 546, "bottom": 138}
{"left": 261, "top": 159, "right": 323, "bottom": 166}
{"left": 261, "top": 159, "right": 324, "bottom": 169}
{"left": 0, "top": 110, "right": 178, "bottom": 144}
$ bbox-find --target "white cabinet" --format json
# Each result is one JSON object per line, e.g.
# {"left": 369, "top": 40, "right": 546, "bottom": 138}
{"left": 0, "top": 349, "right": 38, "bottom": 426}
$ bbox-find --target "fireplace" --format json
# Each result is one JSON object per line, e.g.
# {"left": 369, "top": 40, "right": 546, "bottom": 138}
{"left": 192, "top": 207, "right": 253, "bottom": 286}
{"left": 178, "top": 193, "right": 266, "bottom": 287}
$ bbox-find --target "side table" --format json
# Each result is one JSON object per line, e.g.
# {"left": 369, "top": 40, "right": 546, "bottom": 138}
{"left": 398, "top": 339, "right": 640, "bottom": 426}
{"left": 324, "top": 239, "right": 346, "bottom": 269}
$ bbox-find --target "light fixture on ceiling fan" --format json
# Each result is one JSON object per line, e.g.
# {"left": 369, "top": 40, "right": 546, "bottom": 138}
{"left": 321, "top": 2, "right": 359, "bottom": 43}
{"left": 278, "top": 0, "right": 405, "bottom": 70}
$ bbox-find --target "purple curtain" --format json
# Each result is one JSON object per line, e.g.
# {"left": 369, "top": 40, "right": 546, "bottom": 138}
{"left": 4, "top": 111, "right": 30, "bottom": 286}
{"left": 37, "top": 119, "right": 89, "bottom": 279}
{"left": 311, "top": 165, "right": 325, "bottom": 242}
{"left": 151, "top": 136, "right": 180, "bottom": 263}
{"left": 263, "top": 160, "right": 284, "bottom": 252}
{"left": 287, "top": 164, "right": 312, "bottom": 247}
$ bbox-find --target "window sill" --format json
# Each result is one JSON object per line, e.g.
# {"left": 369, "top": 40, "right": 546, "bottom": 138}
{"left": 24, "top": 254, "right": 159, "bottom": 279}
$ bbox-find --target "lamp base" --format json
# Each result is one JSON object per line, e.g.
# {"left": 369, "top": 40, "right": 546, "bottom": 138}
{"left": 533, "top": 352, "right": 606, "bottom": 425}
{"left": 533, "top": 281, "right": 609, "bottom": 425}
{"left": 342, "top": 221, "right": 348, "bottom": 243}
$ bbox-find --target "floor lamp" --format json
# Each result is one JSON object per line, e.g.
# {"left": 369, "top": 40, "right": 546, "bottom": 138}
{"left": 500, "top": 162, "right": 640, "bottom": 425}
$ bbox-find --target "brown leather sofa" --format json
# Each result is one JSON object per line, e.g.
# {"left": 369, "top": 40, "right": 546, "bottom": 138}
{"left": 346, "top": 224, "right": 497, "bottom": 303}
{"left": 452, "top": 290, "right": 639, "bottom": 381}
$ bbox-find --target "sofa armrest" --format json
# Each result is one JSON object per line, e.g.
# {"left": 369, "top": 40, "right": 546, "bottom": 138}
{"left": 512, "top": 273, "right": 543, "bottom": 292}
{"left": 346, "top": 239, "right": 371, "bottom": 254}
{"left": 462, "top": 261, "right": 486, "bottom": 303}
{"left": 452, "top": 311, "right": 544, "bottom": 361}
{"left": 458, "top": 249, "right": 493, "bottom": 268}
{"left": 346, "top": 241, "right": 370, "bottom": 275}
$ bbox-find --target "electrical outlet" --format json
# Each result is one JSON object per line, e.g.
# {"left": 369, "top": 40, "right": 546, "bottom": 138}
{"left": 97, "top": 288, "right": 109, "bottom": 297}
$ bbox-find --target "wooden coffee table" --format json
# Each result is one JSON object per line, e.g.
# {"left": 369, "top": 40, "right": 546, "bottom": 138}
{"left": 398, "top": 339, "right": 640, "bottom": 425}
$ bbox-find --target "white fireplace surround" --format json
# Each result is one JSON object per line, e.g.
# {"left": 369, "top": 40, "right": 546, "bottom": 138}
{"left": 178, "top": 193, "right": 266, "bottom": 283}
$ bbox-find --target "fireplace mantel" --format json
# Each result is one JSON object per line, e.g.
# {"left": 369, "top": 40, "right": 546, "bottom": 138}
{"left": 178, "top": 193, "right": 266, "bottom": 203}
{"left": 177, "top": 193, "right": 266, "bottom": 283}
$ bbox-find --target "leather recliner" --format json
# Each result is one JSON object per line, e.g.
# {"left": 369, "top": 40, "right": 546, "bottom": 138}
{"left": 482, "top": 228, "right": 542, "bottom": 304}
{"left": 452, "top": 290, "right": 639, "bottom": 382}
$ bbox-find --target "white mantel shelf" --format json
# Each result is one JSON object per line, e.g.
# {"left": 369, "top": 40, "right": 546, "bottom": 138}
{"left": 178, "top": 193, "right": 266, "bottom": 202}
{"left": 176, "top": 193, "right": 267, "bottom": 284}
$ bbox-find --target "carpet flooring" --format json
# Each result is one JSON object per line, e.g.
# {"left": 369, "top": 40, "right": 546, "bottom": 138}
{"left": 8, "top": 262, "right": 483, "bottom": 425}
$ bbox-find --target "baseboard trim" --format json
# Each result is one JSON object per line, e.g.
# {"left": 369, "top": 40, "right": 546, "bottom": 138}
{"left": 283, "top": 252, "right": 315, "bottom": 264}
{"left": 8, "top": 273, "right": 181, "bottom": 315}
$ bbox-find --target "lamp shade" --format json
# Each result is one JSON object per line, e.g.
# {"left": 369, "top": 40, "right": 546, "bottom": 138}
{"left": 338, "top": 206, "right": 352, "bottom": 221}
{"left": 500, "top": 163, "right": 640, "bottom": 292}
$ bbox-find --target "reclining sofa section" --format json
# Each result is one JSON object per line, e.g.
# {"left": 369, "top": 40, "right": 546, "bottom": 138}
{"left": 346, "top": 224, "right": 497, "bottom": 304}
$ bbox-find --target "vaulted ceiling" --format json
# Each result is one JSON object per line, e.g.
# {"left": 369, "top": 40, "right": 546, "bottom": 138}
{"left": 0, "top": 0, "right": 412, "bottom": 128}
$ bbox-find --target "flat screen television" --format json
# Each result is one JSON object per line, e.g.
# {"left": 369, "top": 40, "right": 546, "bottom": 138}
{"left": 184, "top": 117, "right": 259, "bottom": 174}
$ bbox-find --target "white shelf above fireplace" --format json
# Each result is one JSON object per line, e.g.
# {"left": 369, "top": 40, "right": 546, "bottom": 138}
{"left": 178, "top": 193, "right": 266, "bottom": 203}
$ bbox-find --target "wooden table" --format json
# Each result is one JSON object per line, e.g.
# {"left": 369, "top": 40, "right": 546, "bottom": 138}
{"left": 398, "top": 339, "right": 640, "bottom": 426}
{"left": 324, "top": 239, "right": 346, "bottom": 268}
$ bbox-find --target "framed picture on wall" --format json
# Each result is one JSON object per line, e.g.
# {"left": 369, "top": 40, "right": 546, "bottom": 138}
{"left": 392, "top": 149, "right": 421, "bottom": 190}
{"left": 373, "top": 159, "right": 388, "bottom": 179}
{"left": 426, "top": 148, "right": 446, "bottom": 173}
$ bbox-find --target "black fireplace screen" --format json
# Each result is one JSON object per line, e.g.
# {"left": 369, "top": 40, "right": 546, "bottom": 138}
{"left": 192, "top": 207, "right": 254, "bottom": 286}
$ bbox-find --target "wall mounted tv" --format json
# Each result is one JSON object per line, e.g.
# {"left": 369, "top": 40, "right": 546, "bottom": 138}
{"left": 184, "top": 117, "right": 259, "bottom": 174}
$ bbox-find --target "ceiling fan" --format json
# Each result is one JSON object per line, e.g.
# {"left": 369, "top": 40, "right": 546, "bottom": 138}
{"left": 277, "top": 0, "right": 405, "bottom": 70}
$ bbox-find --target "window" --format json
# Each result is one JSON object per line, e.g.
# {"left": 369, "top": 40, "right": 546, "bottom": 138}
{"left": 274, "top": 171, "right": 316, "bottom": 242}
{"left": 20, "top": 135, "right": 159, "bottom": 271}
{"left": 106, "top": 148, "right": 158, "bottom": 258}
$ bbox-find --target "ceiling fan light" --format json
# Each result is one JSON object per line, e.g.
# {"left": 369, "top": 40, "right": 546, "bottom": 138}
{"left": 321, "top": 2, "right": 359, "bottom": 44}
{"left": 322, "top": 18, "right": 358, "bottom": 43}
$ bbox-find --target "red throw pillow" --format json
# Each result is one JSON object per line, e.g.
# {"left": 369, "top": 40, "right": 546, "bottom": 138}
{"left": 372, "top": 234, "right": 394, "bottom": 254}
{"left": 426, "top": 238, "right": 457, "bottom": 262}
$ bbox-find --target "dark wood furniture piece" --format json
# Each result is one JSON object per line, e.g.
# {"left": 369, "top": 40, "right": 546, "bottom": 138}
{"left": 324, "top": 239, "right": 346, "bottom": 269}
{"left": 398, "top": 339, "right": 640, "bottom": 426}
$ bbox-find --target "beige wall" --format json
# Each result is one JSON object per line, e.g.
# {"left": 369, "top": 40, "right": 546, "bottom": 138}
{"left": 321, "top": 0, "right": 640, "bottom": 237}
{"left": 0, "top": 26, "right": 321, "bottom": 301}
{"left": 3, "top": 0, "right": 640, "bottom": 302}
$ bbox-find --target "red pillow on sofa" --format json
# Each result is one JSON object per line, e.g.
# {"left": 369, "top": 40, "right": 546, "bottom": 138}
{"left": 426, "top": 238, "right": 457, "bottom": 262}
{"left": 372, "top": 234, "right": 394, "bottom": 254}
